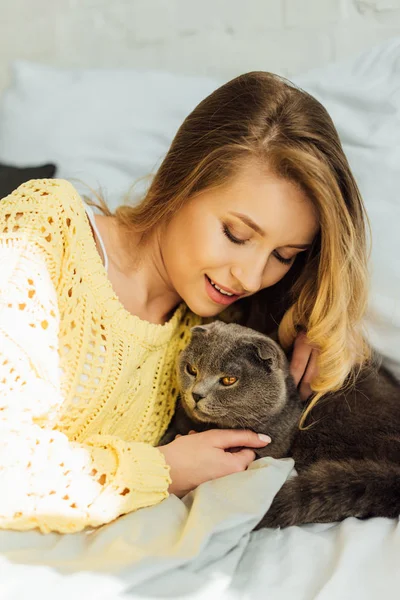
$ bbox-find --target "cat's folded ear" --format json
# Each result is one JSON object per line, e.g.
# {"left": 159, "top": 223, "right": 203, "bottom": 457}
{"left": 246, "top": 334, "right": 285, "bottom": 371}
{"left": 191, "top": 326, "right": 208, "bottom": 335}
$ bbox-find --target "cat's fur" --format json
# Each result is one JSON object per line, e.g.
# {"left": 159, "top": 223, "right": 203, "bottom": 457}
{"left": 159, "top": 321, "right": 400, "bottom": 529}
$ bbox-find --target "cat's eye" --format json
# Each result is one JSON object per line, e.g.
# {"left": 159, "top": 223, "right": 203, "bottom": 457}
{"left": 220, "top": 376, "right": 238, "bottom": 386}
{"left": 186, "top": 363, "right": 198, "bottom": 376}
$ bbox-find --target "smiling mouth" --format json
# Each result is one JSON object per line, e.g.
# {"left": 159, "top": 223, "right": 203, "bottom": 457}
{"left": 206, "top": 275, "right": 242, "bottom": 297}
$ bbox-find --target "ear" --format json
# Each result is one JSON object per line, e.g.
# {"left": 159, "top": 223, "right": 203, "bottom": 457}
{"left": 191, "top": 325, "right": 208, "bottom": 335}
{"left": 246, "top": 334, "right": 281, "bottom": 369}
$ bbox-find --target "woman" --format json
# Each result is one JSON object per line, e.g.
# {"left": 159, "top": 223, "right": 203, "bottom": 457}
{"left": 0, "top": 72, "right": 370, "bottom": 533}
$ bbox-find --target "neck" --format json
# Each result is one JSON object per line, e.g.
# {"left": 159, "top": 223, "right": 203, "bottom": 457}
{"left": 113, "top": 221, "right": 182, "bottom": 323}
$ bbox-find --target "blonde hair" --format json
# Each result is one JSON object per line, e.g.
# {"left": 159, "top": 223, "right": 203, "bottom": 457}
{"left": 90, "top": 71, "right": 372, "bottom": 427}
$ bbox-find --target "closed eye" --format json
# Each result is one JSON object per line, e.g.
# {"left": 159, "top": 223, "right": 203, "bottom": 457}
{"left": 273, "top": 252, "right": 295, "bottom": 266}
{"left": 222, "top": 223, "right": 247, "bottom": 245}
{"left": 223, "top": 223, "right": 296, "bottom": 266}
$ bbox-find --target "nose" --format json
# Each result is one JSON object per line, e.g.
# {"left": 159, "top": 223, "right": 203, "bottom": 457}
{"left": 231, "top": 257, "right": 266, "bottom": 294}
{"left": 192, "top": 392, "right": 205, "bottom": 403}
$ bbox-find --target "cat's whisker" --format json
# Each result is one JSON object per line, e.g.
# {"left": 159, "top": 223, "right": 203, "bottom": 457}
{"left": 230, "top": 413, "right": 250, "bottom": 430}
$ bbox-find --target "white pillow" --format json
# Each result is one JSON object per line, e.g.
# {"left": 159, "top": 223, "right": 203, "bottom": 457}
{"left": 0, "top": 45, "right": 398, "bottom": 376}
{"left": 0, "top": 62, "right": 221, "bottom": 208}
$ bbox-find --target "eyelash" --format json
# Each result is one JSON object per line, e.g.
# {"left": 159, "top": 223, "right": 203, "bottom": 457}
{"left": 222, "top": 223, "right": 246, "bottom": 245}
{"left": 222, "top": 224, "right": 294, "bottom": 266}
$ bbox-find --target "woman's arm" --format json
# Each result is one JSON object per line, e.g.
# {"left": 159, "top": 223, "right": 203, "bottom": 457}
{"left": 0, "top": 236, "right": 171, "bottom": 534}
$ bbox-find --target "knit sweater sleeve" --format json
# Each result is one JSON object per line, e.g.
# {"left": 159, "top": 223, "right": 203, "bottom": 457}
{"left": 0, "top": 183, "right": 171, "bottom": 534}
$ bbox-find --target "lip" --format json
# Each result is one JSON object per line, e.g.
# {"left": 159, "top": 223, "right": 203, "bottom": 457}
{"left": 207, "top": 276, "right": 243, "bottom": 296}
{"left": 205, "top": 275, "right": 243, "bottom": 306}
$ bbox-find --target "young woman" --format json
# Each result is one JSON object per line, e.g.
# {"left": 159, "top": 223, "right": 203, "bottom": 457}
{"left": 0, "top": 71, "right": 370, "bottom": 533}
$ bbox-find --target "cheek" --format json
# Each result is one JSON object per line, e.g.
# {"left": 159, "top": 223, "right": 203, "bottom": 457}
{"left": 170, "top": 229, "right": 228, "bottom": 279}
{"left": 215, "top": 387, "right": 236, "bottom": 403}
{"left": 261, "top": 262, "right": 293, "bottom": 289}
{"left": 163, "top": 234, "right": 201, "bottom": 285}
{"left": 177, "top": 362, "right": 191, "bottom": 388}
{"left": 211, "top": 389, "right": 225, "bottom": 406}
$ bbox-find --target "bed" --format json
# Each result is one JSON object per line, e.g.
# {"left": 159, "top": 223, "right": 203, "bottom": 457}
{"left": 0, "top": 37, "right": 399, "bottom": 600}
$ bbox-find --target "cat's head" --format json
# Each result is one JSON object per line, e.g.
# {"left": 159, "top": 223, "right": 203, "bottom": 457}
{"left": 177, "top": 321, "right": 291, "bottom": 430}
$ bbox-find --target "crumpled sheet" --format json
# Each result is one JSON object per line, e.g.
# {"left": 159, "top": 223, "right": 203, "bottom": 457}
{"left": 0, "top": 456, "right": 399, "bottom": 600}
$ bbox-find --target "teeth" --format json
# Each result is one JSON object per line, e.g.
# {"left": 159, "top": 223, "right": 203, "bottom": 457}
{"left": 209, "top": 278, "right": 234, "bottom": 296}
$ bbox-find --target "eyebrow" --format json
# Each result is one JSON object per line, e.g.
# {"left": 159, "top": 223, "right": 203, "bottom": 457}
{"left": 229, "top": 211, "right": 312, "bottom": 250}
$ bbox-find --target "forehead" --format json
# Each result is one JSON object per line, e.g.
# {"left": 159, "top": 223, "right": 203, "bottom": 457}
{"left": 191, "top": 335, "right": 252, "bottom": 370}
{"left": 197, "top": 161, "right": 319, "bottom": 245}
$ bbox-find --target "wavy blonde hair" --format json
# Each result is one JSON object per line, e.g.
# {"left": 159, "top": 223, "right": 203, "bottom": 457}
{"left": 91, "top": 71, "right": 372, "bottom": 427}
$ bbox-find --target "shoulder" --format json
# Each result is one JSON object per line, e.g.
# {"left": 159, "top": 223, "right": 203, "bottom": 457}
{"left": 0, "top": 179, "right": 90, "bottom": 277}
{"left": 0, "top": 178, "right": 90, "bottom": 242}
{"left": 1, "top": 178, "right": 86, "bottom": 221}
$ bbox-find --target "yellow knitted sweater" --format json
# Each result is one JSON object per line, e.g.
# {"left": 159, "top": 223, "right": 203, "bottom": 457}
{"left": 0, "top": 179, "right": 199, "bottom": 534}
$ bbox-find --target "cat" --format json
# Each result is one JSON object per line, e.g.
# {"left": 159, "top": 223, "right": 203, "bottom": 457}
{"left": 159, "top": 320, "right": 400, "bottom": 529}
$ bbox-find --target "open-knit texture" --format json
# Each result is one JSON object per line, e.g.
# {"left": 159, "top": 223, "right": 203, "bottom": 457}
{"left": 0, "top": 179, "right": 200, "bottom": 533}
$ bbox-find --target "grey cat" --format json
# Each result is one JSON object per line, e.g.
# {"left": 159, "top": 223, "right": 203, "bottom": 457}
{"left": 159, "top": 320, "right": 400, "bottom": 529}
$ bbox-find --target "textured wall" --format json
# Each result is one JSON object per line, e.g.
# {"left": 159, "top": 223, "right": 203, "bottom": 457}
{"left": 1, "top": 0, "right": 400, "bottom": 92}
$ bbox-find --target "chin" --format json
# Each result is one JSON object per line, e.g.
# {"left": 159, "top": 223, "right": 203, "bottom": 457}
{"left": 196, "top": 307, "right": 224, "bottom": 319}
{"left": 182, "top": 296, "right": 225, "bottom": 318}
{"left": 193, "top": 409, "right": 223, "bottom": 425}
{"left": 179, "top": 280, "right": 242, "bottom": 317}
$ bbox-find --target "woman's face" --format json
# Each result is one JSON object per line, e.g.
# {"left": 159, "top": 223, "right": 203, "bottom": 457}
{"left": 161, "top": 161, "right": 319, "bottom": 318}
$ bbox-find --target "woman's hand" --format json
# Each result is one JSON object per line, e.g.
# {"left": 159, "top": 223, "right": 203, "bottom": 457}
{"left": 158, "top": 429, "right": 271, "bottom": 498}
{"left": 290, "top": 330, "right": 319, "bottom": 401}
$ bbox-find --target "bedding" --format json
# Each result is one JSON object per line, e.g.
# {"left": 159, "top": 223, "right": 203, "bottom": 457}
{"left": 0, "top": 457, "right": 399, "bottom": 599}
{"left": 0, "top": 64, "right": 219, "bottom": 209}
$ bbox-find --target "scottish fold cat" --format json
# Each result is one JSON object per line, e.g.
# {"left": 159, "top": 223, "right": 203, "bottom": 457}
{"left": 160, "top": 321, "right": 400, "bottom": 528}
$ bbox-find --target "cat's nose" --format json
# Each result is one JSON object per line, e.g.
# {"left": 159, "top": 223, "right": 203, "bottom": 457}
{"left": 192, "top": 392, "right": 205, "bottom": 403}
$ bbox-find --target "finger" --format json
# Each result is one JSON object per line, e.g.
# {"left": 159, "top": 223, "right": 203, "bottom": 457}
{"left": 304, "top": 349, "right": 319, "bottom": 383}
{"left": 188, "top": 430, "right": 196, "bottom": 435}
{"left": 299, "top": 349, "right": 319, "bottom": 401}
{"left": 230, "top": 448, "right": 256, "bottom": 470}
{"left": 299, "top": 380, "right": 312, "bottom": 402}
{"left": 290, "top": 331, "right": 313, "bottom": 386}
{"left": 207, "top": 429, "right": 271, "bottom": 450}
{"left": 174, "top": 434, "right": 182, "bottom": 439}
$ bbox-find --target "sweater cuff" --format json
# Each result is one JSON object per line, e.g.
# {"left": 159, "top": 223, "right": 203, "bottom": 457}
{"left": 85, "top": 436, "right": 171, "bottom": 526}
{"left": 117, "top": 440, "right": 172, "bottom": 494}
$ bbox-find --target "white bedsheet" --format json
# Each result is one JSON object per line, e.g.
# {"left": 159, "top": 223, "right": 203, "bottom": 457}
{"left": 1, "top": 456, "right": 399, "bottom": 599}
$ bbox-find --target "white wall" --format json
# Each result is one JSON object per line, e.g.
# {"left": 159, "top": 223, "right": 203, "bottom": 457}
{"left": 1, "top": 0, "right": 400, "bottom": 92}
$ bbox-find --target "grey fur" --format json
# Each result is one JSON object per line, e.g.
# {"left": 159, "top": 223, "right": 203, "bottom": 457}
{"left": 159, "top": 321, "right": 400, "bottom": 529}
